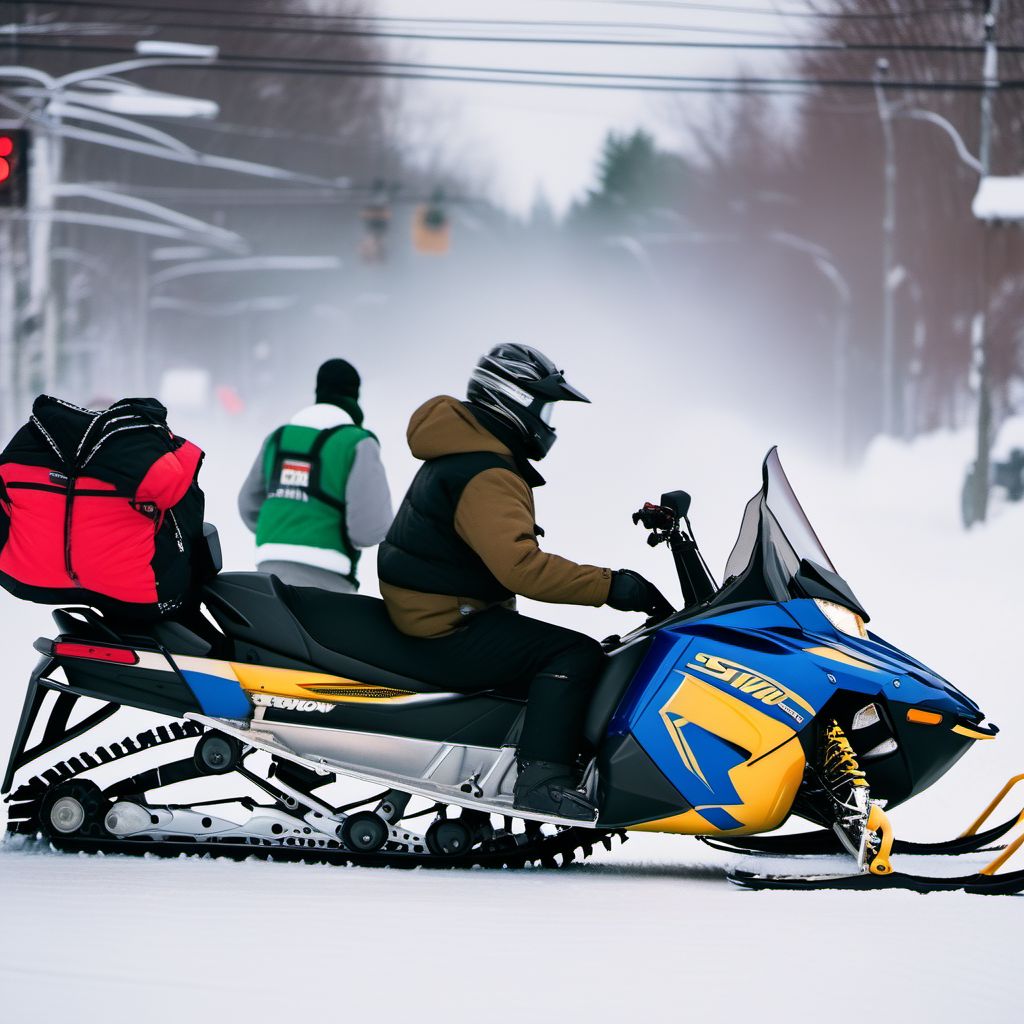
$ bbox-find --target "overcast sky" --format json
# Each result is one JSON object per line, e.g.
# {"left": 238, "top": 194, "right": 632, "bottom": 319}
{"left": 374, "top": 0, "right": 809, "bottom": 215}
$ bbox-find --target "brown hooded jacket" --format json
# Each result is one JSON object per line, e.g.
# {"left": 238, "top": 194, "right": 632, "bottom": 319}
{"left": 379, "top": 396, "right": 612, "bottom": 636}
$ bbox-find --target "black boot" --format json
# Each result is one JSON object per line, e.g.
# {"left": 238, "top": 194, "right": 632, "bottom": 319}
{"left": 513, "top": 760, "right": 597, "bottom": 821}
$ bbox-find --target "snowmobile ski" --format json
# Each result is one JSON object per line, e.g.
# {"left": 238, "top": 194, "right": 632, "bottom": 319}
{"left": 727, "top": 806, "right": 1024, "bottom": 895}
{"left": 728, "top": 850, "right": 1024, "bottom": 896}
{"left": 727, "top": 865, "right": 1024, "bottom": 895}
{"left": 702, "top": 772, "right": 1024, "bottom": 858}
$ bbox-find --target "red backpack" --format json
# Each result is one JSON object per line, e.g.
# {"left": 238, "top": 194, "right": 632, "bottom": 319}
{"left": 0, "top": 396, "right": 207, "bottom": 618}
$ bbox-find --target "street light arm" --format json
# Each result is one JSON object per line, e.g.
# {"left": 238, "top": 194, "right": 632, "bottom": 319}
{"left": 895, "top": 108, "right": 983, "bottom": 175}
{"left": 7, "top": 209, "right": 239, "bottom": 245}
{"left": 15, "top": 109, "right": 351, "bottom": 188}
{"left": 51, "top": 246, "right": 114, "bottom": 278}
{"left": 4, "top": 64, "right": 350, "bottom": 188}
{"left": 150, "top": 295, "right": 299, "bottom": 316}
{"left": 1, "top": 21, "right": 150, "bottom": 39}
{"left": 812, "top": 255, "right": 852, "bottom": 306}
{"left": 767, "top": 229, "right": 832, "bottom": 262}
{"left": 53, "top": 183, "right": 247, "bottom": 252}
{"left": 2, "top": 89, "right": 192, "bottom": 159}
{"left": 767, "top": 230, "right": 851, "bottom": 308}
{"left": 0, "top": 64, "right": 56, "bottom": 89}
{"left": 29, "top": 96, "right": 197, "bottom": 156}
{"left": 149, "top": 255, "right": 342, "bottom": 289}
{"left": 55, "top": 56, "right": 213, "bottom": 90}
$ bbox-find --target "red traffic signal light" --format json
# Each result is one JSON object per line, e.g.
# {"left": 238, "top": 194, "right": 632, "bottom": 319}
{"left": 0, "top": 135, "right": 13, "bottom": 184}
{"left": 0, "top": 130, "right": 29, "bottom": 207}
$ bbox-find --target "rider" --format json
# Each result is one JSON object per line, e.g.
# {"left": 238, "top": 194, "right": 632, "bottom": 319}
{"left": 377, "top": 344, "right": 668, "bottom": 820}
{"left": 238, "top": 359, "right": 392, "bottom": 594}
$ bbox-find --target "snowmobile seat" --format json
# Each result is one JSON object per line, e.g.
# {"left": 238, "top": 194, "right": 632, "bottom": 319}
{"left": 202, "top": 572, "right": 451, "bottom": 694}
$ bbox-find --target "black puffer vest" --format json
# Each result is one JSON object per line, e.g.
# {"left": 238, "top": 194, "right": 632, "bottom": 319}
{"left": 378, "top": 450, "right": 518, "bottom": 602}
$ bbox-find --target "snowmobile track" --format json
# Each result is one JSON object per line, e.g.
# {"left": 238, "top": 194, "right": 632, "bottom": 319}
{"left": 4, "top": 721, "right": 626, "bottom": 870}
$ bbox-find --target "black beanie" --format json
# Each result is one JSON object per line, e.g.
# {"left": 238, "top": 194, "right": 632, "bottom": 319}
{"left": 316, "top": 359, "right": 361, "bottom": 405}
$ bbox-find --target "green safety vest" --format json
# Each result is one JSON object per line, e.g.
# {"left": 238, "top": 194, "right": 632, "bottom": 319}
{"left": 255, "top": 422, "right": 374, "bottom": 583}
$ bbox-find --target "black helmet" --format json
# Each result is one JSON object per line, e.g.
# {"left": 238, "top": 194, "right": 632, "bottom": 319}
{"left": 466, "top": 343, "right": 590, "bottom": 460}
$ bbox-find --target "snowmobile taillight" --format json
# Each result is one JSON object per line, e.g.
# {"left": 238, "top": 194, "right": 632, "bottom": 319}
{"left": 906, "top": 709, "right": 943, "bottom": 726}
{"left": 53, "top": 642, "right": 138, "bottom": 665}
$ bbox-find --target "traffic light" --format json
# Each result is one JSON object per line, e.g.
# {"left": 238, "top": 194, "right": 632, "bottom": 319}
{"left": 360, "top": 181, "right": 392, "bottom": 264}
{"left": 413, "top": 188, "right": 451, "bottom": 255}
{"left": 0, "top": 129, "right": 29, "bottom": 208}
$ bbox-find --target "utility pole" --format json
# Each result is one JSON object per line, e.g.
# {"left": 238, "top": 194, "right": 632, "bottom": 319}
{"left": 23, "top": 116, "right": 62, "bottom": 396}
{"left": 971, "top": 0, "right": 1001, "bottom": 524}
{"left": 0, "top": 217, "right": 15, "bottom": 439}
{"left": 874, "top": 58, "right": 897, "bottom": 436}
{"left": 3, "top": 3, "right": 24, "bottom": 432}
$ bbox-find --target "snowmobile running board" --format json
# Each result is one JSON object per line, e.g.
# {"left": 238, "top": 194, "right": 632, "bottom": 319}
{"left": 186, "top": 713, "right": 600, "bottom": 829}
{"left": 703, "top": 773, "right": 1024, "bottom": 859}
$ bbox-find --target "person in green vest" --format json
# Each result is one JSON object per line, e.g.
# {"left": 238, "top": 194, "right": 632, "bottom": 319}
{"left": 238, "top": 359, "right": 393, "bottom": 593}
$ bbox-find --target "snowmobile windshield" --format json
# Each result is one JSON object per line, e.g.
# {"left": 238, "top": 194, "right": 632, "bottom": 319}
{"left": 718, "top": 448, "right": 845, "bottom": 607}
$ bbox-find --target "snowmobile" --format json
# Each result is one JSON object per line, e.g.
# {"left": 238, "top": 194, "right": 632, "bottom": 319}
{"left": 4, "top": 448, "right": 1023, "bottom": 893}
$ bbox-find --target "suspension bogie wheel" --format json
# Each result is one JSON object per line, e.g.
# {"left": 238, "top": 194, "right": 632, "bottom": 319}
{"left": 38, "top": 780, "right": 110, "bottom": 840}
{"left": 426, "top": 817, "right": 474, "bottom": 856}
{"left": 340, "top": 811, "right": 390, "bottom": 853}
{"left": 194, "top": 732, "right": 242, "bottom": 775}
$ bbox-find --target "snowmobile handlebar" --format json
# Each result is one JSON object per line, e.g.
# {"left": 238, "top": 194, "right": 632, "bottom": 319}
{"left": 632, "top": 491, "right": 717, "bottom": 611}
{"left": 631, "top": 491, "right": 692, "bottom": 543}
{"left": 632, "top": 501, "right": 677, "bottom": 536}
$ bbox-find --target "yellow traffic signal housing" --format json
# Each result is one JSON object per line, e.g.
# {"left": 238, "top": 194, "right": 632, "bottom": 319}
{"left": 413, "top": 200, "right": 450, "bottom": 255}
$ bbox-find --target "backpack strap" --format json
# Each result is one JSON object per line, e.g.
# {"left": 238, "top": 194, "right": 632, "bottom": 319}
{"left": 306, "top": 424, "right": 361, "bottom": 512}
{"left": 29, "top": 414, "right": 68, "bottom": 466}
{"left": 263, "top": 423, "right": 362, "bottom": 513}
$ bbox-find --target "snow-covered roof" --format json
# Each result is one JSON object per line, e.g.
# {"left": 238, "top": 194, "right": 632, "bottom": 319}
{"left": 972, "top": 176, "right": 1024, "bottom": 221}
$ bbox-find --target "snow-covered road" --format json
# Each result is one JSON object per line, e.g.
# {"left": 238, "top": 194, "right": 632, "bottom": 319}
{"left": 0, "top": 837, "right": 1018, "bottom": 1022}
{"left": 1, "top": 422, "right": 1020, "bottom": 1023}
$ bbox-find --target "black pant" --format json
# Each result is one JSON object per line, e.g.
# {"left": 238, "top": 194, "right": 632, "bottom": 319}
{"left": 400, "top": 609, "right": 606, "bottom": 765}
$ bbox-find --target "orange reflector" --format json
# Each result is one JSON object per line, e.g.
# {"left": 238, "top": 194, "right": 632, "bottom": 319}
{"left": 907, "top": 709, "right": 942, "bottom": 726}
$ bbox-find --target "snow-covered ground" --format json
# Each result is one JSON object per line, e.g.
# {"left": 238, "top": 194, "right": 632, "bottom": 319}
{"left": 1, "top": 413, "right": 1020, "bottom": 1023}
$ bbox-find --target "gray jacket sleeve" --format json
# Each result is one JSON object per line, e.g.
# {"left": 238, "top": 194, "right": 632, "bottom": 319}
{"left": 237, "top": 440, "right": 267, "bottom": 533}
{"left": 346, "top": 436, "right": 393, "bottom": 548}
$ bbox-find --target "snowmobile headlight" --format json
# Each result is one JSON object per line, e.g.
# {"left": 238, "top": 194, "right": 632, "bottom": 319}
{"left": 851, "top": 703, "right": 881, "bottom": 730}
{"left": 862, "top": 738, "right": 898, "bottom": 760}
{"left": 814, "top": 598, "right": 868, "bottom": 639}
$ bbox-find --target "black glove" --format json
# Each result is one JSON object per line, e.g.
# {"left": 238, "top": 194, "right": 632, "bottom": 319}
{"left": 606, "top": 569, "right": 673, "bottom": 618}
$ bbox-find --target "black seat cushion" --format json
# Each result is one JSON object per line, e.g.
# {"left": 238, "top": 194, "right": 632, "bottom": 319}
{"left": 202, "top": 572, "right": 445, "bottom": 692}
{"left": 281, "top": 585, "right": 414, "bottom": 664}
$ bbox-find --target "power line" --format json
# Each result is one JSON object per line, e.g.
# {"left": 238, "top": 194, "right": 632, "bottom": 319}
{"left": 7, "top": 15, "right": 1022, "bottom": 56}
{"left": 571, "top": 1, "right": 980, "bottom": 20}
{"left": 19, "top": 3, "right": 809, "bottom": 42}
{"left": 29, "top": 0, "right": 987, "bottom": 26}
{"left": 20, "top": 0, "right": 1006, "bottom": 52}
{"left": 8, "top": 39, "right": 1020, "bottom": 94}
